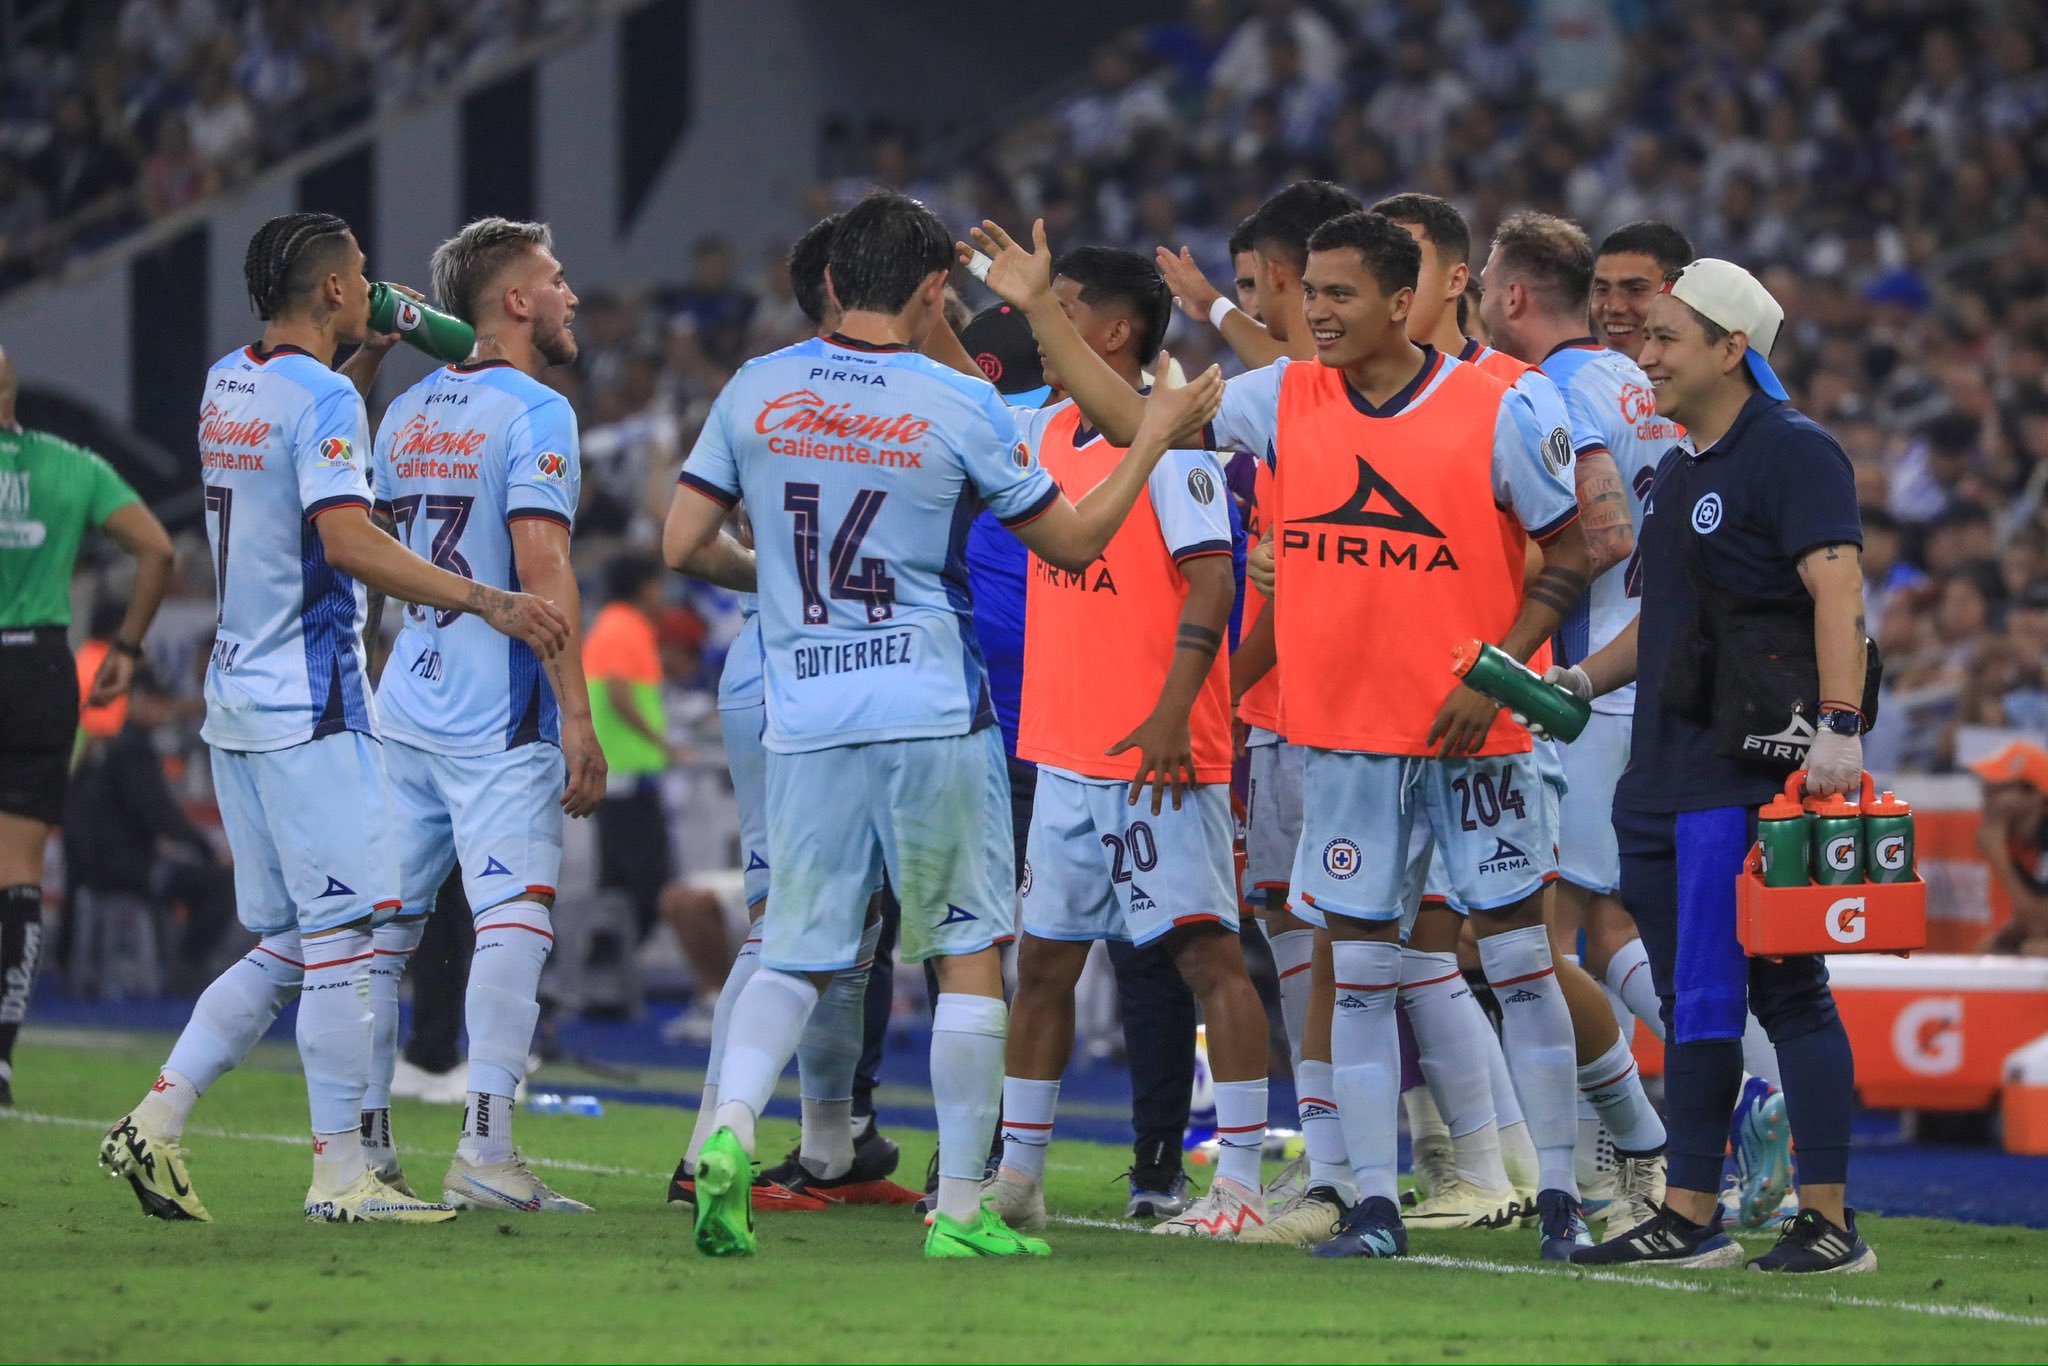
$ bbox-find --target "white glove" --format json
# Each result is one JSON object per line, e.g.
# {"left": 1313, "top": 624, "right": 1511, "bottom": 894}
{"left": 1511, "top": 664, "right": 1592, "bottom": 740}
{"left": 1804, "top": 727, "right": 1864, "bottom": 796}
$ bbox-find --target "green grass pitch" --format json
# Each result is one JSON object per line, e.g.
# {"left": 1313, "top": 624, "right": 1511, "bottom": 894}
{"left": 6, "top": 1028, "right": 2048, "bottom": 1364}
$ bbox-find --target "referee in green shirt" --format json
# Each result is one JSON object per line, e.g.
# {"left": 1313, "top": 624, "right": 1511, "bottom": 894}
{"left": 0, "top": 344, "right": 173, "bottom": 1106}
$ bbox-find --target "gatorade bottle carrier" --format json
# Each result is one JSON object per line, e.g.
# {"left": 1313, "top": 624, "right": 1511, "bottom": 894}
{"left": 1736, "top": 770, "right": 1926, "bottom": 958}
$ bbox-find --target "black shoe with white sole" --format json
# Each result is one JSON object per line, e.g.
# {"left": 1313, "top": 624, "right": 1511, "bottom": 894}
{"left": 1746, "top": 1208, "right": 1876, "bottom": 1274}
{"left": 1570, "top": 1202, "right": 1745, "bottom": 1269}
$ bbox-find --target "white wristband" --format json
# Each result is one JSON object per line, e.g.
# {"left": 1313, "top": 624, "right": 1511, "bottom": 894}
{"left": 1208, "top": 295, "right": 1238, "bottom": 331}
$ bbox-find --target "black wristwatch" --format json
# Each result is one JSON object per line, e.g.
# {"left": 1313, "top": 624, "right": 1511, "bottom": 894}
{"left": 1817, "top": 708, "right": 1863, "bottom": 737}
{"left": 112, "top": 638, "right": 143, "bottom": 659}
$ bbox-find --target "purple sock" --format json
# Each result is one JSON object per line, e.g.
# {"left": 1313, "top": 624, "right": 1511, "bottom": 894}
{"left": 1398, "top": 999, "right": 1424, "bottom": 1094}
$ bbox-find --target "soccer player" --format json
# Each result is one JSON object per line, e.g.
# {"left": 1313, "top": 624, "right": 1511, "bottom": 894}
{"left": 973, "top": 209, "right": 1594, "bottom": 1261}
{"left": 1590, "top": 221, "right": 1697, "bottom": 365}
{"left": 972, "top": 247, "right": 1270, "bottom": 1241}
{"left": 663, "top": 191, "right": 1221, "bottom": 1259}
{"left": 0, "top": 345, "right": 174, "bottom": 1108}
{"left": 100, "top": 212, "right": 567, "bottom": 1224}
{"left": 1228, "top": 216, "right": 1261, "bottom": 319}
{"left": 356, "top": 217, "right": 599, "bottom": 1214}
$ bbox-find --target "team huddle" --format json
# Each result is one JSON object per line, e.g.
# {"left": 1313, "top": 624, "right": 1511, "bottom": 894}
{"left": 95, "top": 178, "right": 1811, "bottom": 1265}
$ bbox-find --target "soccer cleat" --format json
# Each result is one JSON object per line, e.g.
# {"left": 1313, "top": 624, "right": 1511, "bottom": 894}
{"left": 1570, "top": 1202, "right": 1745, "bottom": 1269}
{"left": 304, "top": 1172, "right": 458, "bottom": 1223}
{"left": 444, "top": 1151, "right": 594, "bottom": 1213}
{"left": 1309, "top": 1194, "right": 1408, "bottom": 1259}
{"left": 99, "top": 1116, "right": 211, "bottom": 1222}
{"left": 1403, "top": 1130, "right": 1456, "bottom": 1206}
{"left": 1152, "top": 1179, "right": 1265, "bottom": 1239}
{"left": 1605, "top": 1149, "right": 1667, "bottom": 1242}
{"left": 691, "top": 1127, "right": 756, "bottom": 1257}
{"left": 667, "top": 1157, "right": 830, "bottom": 1213}
{"left": 980, "top": 1171, "right": 1048, "bottom": 1231}
{"left": 1238, "top": 1183, "right": 1348, "bottom": 1246}
{"left": 1403, "top": 1177, "right": 1522, "bottom": 1230}
{"left": 1747, "top": 1208, "right": 1876, "bottom": 1274}
{"left": 1731, "top": 1080, "right": 1794, "bottom": 1228}
{"left": 759, "top": 1151, "right": 922, "bottom": 1207}
{"left": 924, "top": 1203, "right": 1051, "bottom": 1258}
{"left": 1263, "top": 1155, "right": 1308, "bottom": 1215}
{"left": 1537, "top": 1188, "right": 1595, "bottom": 1261}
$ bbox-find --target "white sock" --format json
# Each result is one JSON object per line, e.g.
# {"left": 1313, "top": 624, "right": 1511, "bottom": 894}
{"left": 145, "top": 933, "right": 302, "bottom": 1136}
{"left": 1212, "top": 1078, "right": 1268, "bottom": 1192}
{"left": 1296, "top": 1058, "right": 1355, "bottom": 1200}
{"left": 460, "top": 1091, "right": 515, "bottom": 1165}
{"left": 1741, "top": 1011, "right": 1783, "bottom": 1090}
{"left": 312, "top": 1127, "right": 367, "bottom": 1192}
{"left": 466, "top": 901, "right": 552, "bottom": 1100}
{"left": 364, "top": 916, "right": 425, "bottom": 1111}
{"left": 712, "top": 968, "right": 820, "bottom": 1154}
{"left": 795, "top": 920, "right": 882, "bottom": 1178}
{"left": 1604, "top": 937, "right": 1666, "bottom": 1042}
{"left": 1501, "top": 1119, "right": 1539, "bottom": 1194}
{"left": 1328, "top": 939, "right": 1402, "bottom": 1205}
{"left": 297, "top": 928, "right": 374, "bottom": 1139}
{"left": 1268, "top": 927, "right": 1314, "bottom": 1068}
{"left": 999, "top": 1076, "right": 1059, "bottom": 1181}
{"left": 1483, "top": 1022, "right": 1524, "bottom": 1129}
{"left": 687, "top": 933, "right": 761, "bottom": 1170}
{"left": 931, "top": 992, "right": 1007, "bottom": 1223}
{"left": 1577, "top": 1032, "right": 1667, "bottom": 1153}
{"left": 1401, "top": 948, "right": 1507, "bottom": 1191}
{"left": 1575, "top": 1096, "right": 1608, "bottom": 1193}
{"left": 359, "top": 1107, "right": 393, "bottom": 1171}
{"left": 1478, "top": 925, "right": 1577, "bottom": 1198}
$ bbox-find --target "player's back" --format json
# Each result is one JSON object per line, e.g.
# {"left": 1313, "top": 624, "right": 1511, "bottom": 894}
{"left": 1540, "top": 341, "right": 1665, "bottom": 707}
{"left": 373, "top": 361, "right": 581, "bottom": 756}
{"left": 677, "top": 336, "right": 1055, "bottom": 753}
{"left": 197, "top": 344, "right": 375, "bottom": 752}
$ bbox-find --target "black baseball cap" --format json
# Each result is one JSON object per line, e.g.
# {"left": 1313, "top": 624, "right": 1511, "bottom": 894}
{"left": 960, "top": 304, "right": 1049, "bottom": 403}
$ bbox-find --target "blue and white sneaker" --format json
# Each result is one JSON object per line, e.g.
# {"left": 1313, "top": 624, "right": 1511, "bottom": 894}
{"left": 1730, "top": 1078, "right": 1793, "bottom": 1229}
{"left": 1572, "top": 1202, "right": 1745, "bottom": 1269}
{"left": 1309, "top": 1195, "right": 1409, "bottom": 1259}
{"left": 1537, "top": 1188, "right": 1594, "bottom": 1261}
{"left": 1746, "top": 1208, "right": 1876, "bottom": 1274}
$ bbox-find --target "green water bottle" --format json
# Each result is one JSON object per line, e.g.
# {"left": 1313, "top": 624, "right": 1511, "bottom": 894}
{"left": 367, "top": 282, "right": 475, "bottom": 363}
{"left": 1863, "top": 789, "right": 1915, "bottom": 884}
{"left": 1450, "top": 640, "right": 1591, "bottom": 743}
{"left": 1758, "top": 789, "right": 1810, "bottom": 887}
{"left": 1808, "top": 792, "right": 1864, "bottom": 886}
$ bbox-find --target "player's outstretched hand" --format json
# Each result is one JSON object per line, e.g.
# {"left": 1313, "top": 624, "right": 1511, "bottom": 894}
{"left": 1155, "top": 246, "right": 1223, "bottom": 322}
{"left": 1134, "top": 351, "right": 1223, "bottom": 450}
{"left": 959, "top": 219, "right": 1053, "bottom": 310}
{"left": 1428, "top": 681, "right": 1502, "bottom": 760}
{"left": 1247, "top": 537, "right": 1276, "bottom": 598}
{"left": 362, "top": 282, "right": 425, "bottom": 354}
{"left": 1108, "top": 708, "right": 1196, "bottom": 815}
{"left": 475, "top": 586, "right": 570, "bottom": 658}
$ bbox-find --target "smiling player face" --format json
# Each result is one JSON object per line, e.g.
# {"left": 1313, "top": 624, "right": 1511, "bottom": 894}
{"left": 1300, "top": 246, "right": 1412, "bottom": 372}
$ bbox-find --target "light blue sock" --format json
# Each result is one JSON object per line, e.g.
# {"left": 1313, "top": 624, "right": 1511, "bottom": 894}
{"left": 796, "top": 918, "right": 883, "bottom": 1178}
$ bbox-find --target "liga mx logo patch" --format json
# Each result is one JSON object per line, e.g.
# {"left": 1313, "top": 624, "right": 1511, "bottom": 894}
{"left": 536, "top": 451, "right": 568, "bottom": 481}
{"left": 318, "top": 436, "right": 353, "bottom": 465}
{"left": 1322, "top": 838, "right": 1361, "bottom": 881}
{"left": 1186, "top": 466, "right": 1217, "bottom": 505}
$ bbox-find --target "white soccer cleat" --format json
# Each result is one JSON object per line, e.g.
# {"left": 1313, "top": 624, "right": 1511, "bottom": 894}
{"left": 305, "top": 1171, "right": 458, "bottom": 1223}
{"left": 370, "top": 1160, "right": 418, "bottom": 1198}
{"left": 1604, "top": 1150, "right": 1667, "bottom": 1242}
{"left": 1408, "top": 1131, "right": 1455, "bottom": 1204}
{"left": 979, "top": 1171, "right": 1047, "bottom": 1231}
{"left": 1237, "top": 1183, "right": 1347, "bottom": 1246}
{"left": 1152, "top": 1179, "right": 1265, "bottom": 1240}
{"left": 1403, "top": 1177, "right": 1523, "bottom": 1230}
{"left": 1263, "top": 1155, "right": 1308, "bottom": 1215}
{"left": 99, "top": 1115, "right": 211, "bottom": 1222}
{"left": 443, "top": 1152, "right": 594, "bottom": 1213}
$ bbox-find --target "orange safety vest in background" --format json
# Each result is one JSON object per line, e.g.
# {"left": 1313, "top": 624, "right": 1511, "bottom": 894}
{"left": 1237, "top": 456, "right": 1284, "bottom": 736}
{"left": 1271, "top": 354, "right": 1533, "bottom": 757}
{"left": 1018, "top": 404, "right": 1234, "bottom": 784}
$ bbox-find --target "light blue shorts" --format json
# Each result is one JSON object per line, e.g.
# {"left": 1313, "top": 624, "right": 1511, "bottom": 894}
{"left": 762, "top": 727, "right": 1012, "bottom": 972}
{"left": 1557, "top": 709, "right": 1628, "bottom": 895}
{"left": 1243, "top": 731, "right": 1304, "bottom": 904}
{"left": 720, "top": 702, "right": 770, "bottom": 909}
{"left": 1289, "top": 747, "right": 1559, "bottom": 927}
{"left": 386, "top": 739, "right": 565, "bottom": 917}
{"left": 1399, "top": 740, "right": 1570, "bottom": 930}
{"left": 1020, "top": 767, "right": 1238, "bottom": 946}
{"left": 212, "top": 730, "right": 401, "bottom": 936}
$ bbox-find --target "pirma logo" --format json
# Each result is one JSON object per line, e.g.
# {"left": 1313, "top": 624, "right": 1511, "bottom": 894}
{"left": 1322, "top": 838, "right": 1361, "bottom": 880}
{"left": 1691, "top": 492, "right": 1723, "bottom": 533}
{"left": 1479, "top": 838, "right": 1530, "bottom": 875}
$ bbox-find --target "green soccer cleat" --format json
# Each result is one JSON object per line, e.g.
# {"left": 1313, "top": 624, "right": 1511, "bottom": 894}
{"left": 692, "top": 1127, "right": 757, "bottom": 1258}
{"left": 924, "top": 1203, "right": 1052, "bottom": 1259}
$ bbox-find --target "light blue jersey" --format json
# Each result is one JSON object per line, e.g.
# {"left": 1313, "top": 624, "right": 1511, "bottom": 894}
{"left": 197, "top": 344, "right": 377, "bottom": 753}
{"left": 1539, "top": 340, "right": 1670, "bottom": 714}
{"left": 372, "top": 361, "right": 580, "bottom": 756}
{"left": 679, "top": 336, "right": 1058, "bottom": 754}
{"left": 717, "top": 593, "right": 764, "bottom": 712}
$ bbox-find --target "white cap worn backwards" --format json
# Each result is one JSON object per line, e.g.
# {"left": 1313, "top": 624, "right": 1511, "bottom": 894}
{"left": 1663, "top": 257, "right": 1789, "bottom": 401}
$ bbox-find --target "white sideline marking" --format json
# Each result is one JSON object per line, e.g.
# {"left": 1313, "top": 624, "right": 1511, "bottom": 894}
{"left": 18, "top": 1109, "right": 2048, "bottom": 1329}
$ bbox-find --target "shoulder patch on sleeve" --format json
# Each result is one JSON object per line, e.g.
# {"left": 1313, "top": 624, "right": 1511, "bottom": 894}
{"left": 1185, "top": 464, "right": 1217, "bottom": 505}
{"left": 1541, "top": 426, "right": 1572, "bottom": 476}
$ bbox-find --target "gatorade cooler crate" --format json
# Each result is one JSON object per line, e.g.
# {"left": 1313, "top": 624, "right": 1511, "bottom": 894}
{"left": 1736, "top": 847, "right": 1927, "bottom": 956}
{"left": 2005, "top": 1034, "right": 2048, "bottom": 1156}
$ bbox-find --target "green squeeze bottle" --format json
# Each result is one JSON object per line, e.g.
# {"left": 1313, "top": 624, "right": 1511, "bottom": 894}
{"left": 1450, "top": 641, "right": 1591, "bottom": 743}
{"left": 1808, "top": 792, "right": 1864, "bottom": 886}
{"left": 1863, "top": 789, "right": 1916, "bottom": 884}
{"left": 367, "top": 283, "right": 475, "bottom": 363}
{"left": 1758, "top": 789, "right": 1811, "bottom": 887}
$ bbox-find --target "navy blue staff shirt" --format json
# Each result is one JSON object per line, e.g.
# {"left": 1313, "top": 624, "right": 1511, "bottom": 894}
{"left": 1616, "top": 393, "right": 1863, "bottom": 815}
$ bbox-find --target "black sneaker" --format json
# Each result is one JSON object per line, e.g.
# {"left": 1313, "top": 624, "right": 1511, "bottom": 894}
{"left": 759, "top": 1129, "right": 922, "bottom": 1206}
{"left": 1746, "top": 1208, "right": 1876, "bottom": 1274}
{"left": 1537, "top": 1188, "right": 1595, "bottom": 1262}
{"left": 914, "top": 1128, "right": 1003, "bottom": 1216}
{"left": 666, "top": 1154, "right": 695, "bottom": 1206}
{"left": 1308, "top": 1194, "right": 1409, "bottom": 1259}
{"left": 1571, "top": 1201, "right": 1745, "bottom": 1268}
{"left": 1124, "top": 1138, "right": 1191, "bottom": 1219}
{"left": 668, "top": 1153, "right": 833, "bottom": 1211}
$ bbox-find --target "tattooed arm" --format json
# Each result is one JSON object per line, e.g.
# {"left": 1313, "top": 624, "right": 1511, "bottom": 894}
{"left": 1573, "top": 446, "right": 1635, "bottom": 577}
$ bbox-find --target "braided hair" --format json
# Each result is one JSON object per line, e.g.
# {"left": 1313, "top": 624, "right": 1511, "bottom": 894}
{"left": 243, "top": 212, "right": 351, "bottom": 320}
